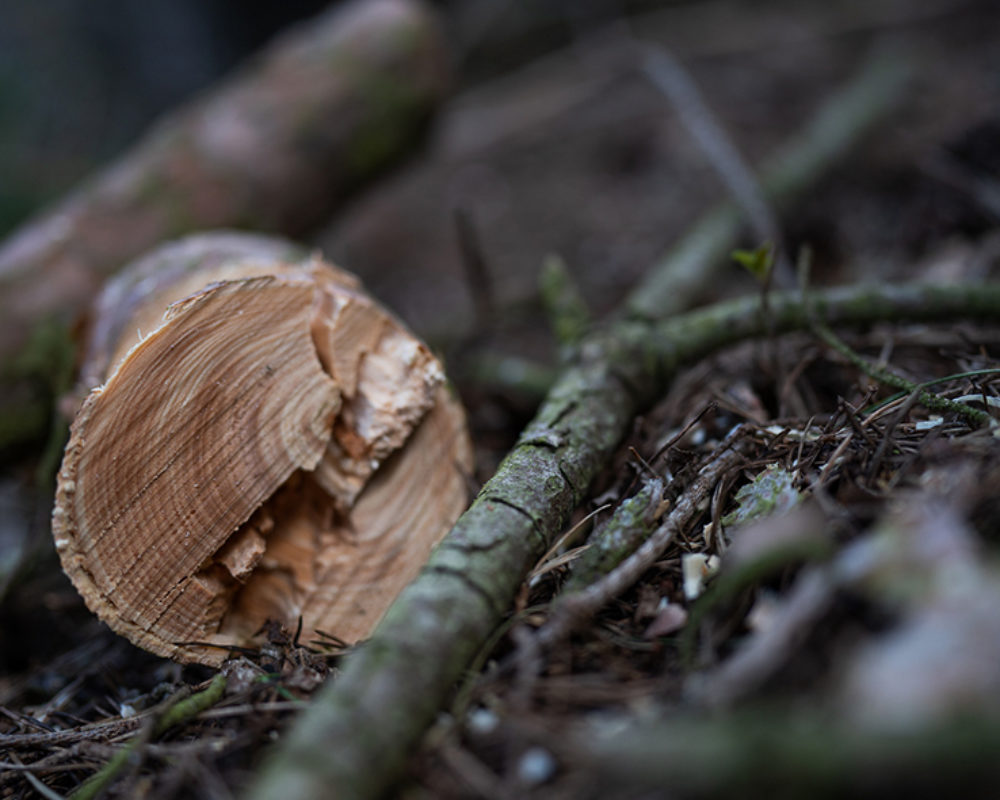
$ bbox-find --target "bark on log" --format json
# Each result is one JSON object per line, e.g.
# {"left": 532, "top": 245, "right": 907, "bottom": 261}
{"left": 249, "top": 281, "right": 1000, "bottom": 800}
{"left": 52, "top": 233, "right": 472, "bottom": 666}
{"left": 0, "top": 0, "right": 449, "bottom": 369}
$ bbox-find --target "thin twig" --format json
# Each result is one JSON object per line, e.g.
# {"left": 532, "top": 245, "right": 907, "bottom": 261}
{"left": 650, "top": 402, "right": 717, "bottom": 464}
{"left": 812, "top": 320, "right": 994, "bottom": 428}
{"left": 862, "top": 367, "right": 1000, "bottom": 414}
{"left": 68, "top": 674, "right": 227, "bottom": 800}
{"left": 537, "top": 441, "right": 746, "bottom": 650}
{"left": 867, "top": 389, "right": 921, "bottom": 482}
{"left": 814, "top": 431, "right": 854, "bottom": 490}
{"left": 1, "top": 754, "right": 70, "bottom": 799}
{"left": 23, "top": 773, "right": 66, "bottom": 800}
{"left": 1, "top": 718, "right": 146, "bottom": 750}
{"left": 838, "top": 398, "right": 878, "bottom": 449}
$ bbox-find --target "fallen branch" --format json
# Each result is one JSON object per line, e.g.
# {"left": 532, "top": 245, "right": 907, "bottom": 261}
{"left": 562, "top": 709, "right": 1000, "bottom": 798}
{"left": 248, "top": 280, "right": 1000, "bottom": 800}
{"left": 0, "top": 0, "right": 450, "bottom": 370}
{"left": 810, "top": 318, "right": 995, "bottom": 427}
{"left": 536, "top": 442, "right": 745, "bottom": 651}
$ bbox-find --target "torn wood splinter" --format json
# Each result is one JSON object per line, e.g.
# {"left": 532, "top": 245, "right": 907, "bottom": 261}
{"left": 52, "top": 233, "right": 472, "bottom": 666}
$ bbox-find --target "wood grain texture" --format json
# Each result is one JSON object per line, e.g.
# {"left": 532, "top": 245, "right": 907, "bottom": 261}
{"left": 53, "top": 233, "right": 472, "bottom": 665}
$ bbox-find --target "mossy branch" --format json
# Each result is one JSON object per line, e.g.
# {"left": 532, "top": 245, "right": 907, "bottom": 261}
{"left": 69, "top": 673, "right": 227, "bottom": 800}
{"left": 249, "top": 280, "right": 1000, "bottom": 800}
{"left": 562, "top": 476, "right": 664, "bottom": 594}
{"left": 810, "top": 318, "right": 995, "bottom": 427}
{"left": 565, "top": 710, "right": 1000, "bottom": 797}
{"left": 540, "top": 444, "right": 745, "bottom": 651}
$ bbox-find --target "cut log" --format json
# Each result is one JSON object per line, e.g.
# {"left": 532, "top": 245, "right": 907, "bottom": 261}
{"left": 52, "top": 233, "right": 472, "bottom": 666}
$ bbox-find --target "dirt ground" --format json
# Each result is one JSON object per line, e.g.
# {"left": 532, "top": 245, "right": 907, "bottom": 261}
{"left": 3, "top": 1, "right": 1000, "bottom": 797}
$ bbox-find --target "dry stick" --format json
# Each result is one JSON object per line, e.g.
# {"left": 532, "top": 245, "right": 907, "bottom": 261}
{"left": 0, "top": 718, "right": 145, "bottom": 750}
{"left": 689, "top": 565, "right": 837, "bottom": 708}
{"left": 537, "top": 443, "right": 746, "bottom": 651}
{"left": 625, "top": 49, "right": 909, "bottom": 319}
{"left": 867, "top": 389, "right": 922, "bottom": 482}
{"left": 68, "top": 673, "right": 228, "bottom": 800}
{"left": 17, "top": 766, "right": 64, "bottom": 800}
{"left": 249, "top": 281, "right": 1000, "bottom": 800}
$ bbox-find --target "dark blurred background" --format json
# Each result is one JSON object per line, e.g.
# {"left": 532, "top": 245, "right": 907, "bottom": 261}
{"left": 2, "top": 0, "right": 999, "bottom": 339}
{"left": 0, "top": 0, "right": 334, "bottom": 236}
{"left": 0, "top": 0, "right": 663, "bottom": 238}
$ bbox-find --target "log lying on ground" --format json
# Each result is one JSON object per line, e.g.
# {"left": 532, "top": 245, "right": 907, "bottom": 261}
{"left": 0, "top": 0, "right": 449, "bottom": 369}
{"left": 52, "top": 232, "right": 472, "bottom": 666}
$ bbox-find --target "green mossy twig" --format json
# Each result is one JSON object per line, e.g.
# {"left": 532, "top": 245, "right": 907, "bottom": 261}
{"left": 810, "top": 318, "right": 994, "bottom": 428}
{"left": 539, "top": 254, "right": 591, "bottom": 348}
{"left": 68, "top": 673, "right": 227, "bottom": 800}
{"left": 561, "top": 476, "right": 664, "bottom": 594}
{"left": 539, "top": 444, "right": 744, "bottom": 651}
{"left": 567, "top": 710, "right": 1000, "bottom": 797}
{"left": 863, "top": 367, "right": 1000, "bottom": 414}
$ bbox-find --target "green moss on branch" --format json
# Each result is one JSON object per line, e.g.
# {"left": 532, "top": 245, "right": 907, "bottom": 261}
{"left": 250, "top": 279, "right": 1000, "bottom": 800}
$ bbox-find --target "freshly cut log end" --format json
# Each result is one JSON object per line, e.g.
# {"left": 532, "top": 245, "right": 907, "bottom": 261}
{"left": 53, "top": 232, "right": 472, "bottom": 666}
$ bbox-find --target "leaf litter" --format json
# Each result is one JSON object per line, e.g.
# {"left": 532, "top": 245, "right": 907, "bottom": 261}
{"left": 413, "top": 326, "right": 1000, "bottom": 799}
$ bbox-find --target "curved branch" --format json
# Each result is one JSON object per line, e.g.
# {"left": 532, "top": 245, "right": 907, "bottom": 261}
{"left": 249, "top": 280, "right": 1000, "bottom": 800}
